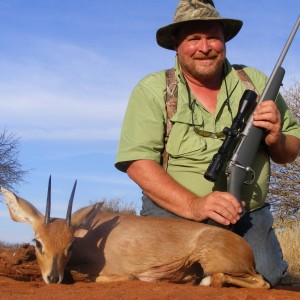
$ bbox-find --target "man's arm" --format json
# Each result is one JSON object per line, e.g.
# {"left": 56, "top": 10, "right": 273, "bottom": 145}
{"left": 127, "top": 159, "right": 242, "bottom": 225}
{"left": 253, "top": 100, "right": 300, "bottom": 163}
{"left": 267, "top": 134, "right": 300, "bottom": 163}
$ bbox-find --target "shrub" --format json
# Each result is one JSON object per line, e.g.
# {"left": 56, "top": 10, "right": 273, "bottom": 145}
{"left": 276, "top": 220, "right": 300, "bottom": 286}
{"left": 90, "top": 197, "right": 137, "bottom": 215}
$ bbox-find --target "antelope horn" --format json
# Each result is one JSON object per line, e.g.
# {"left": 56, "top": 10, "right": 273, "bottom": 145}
{"left": 66, "top": 180, "right": 77, "bottom": 227}
{"left": 45, "top": 175, "right": 51, "bottom": 224}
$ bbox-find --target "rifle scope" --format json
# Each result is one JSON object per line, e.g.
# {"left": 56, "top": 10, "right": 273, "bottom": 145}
{"left": 204, "top": 89, "right": 257, "bottom": 182}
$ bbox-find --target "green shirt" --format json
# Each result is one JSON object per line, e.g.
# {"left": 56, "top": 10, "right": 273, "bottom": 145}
{"left": 115, "top": 58, "right": 300, "bottom": 211}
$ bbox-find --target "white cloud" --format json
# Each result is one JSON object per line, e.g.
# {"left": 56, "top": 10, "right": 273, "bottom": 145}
{"left": 16, "top": 127, "right": 121, "bottom": 140}
{"left": 1, "top": 89, "right": 126, "bottom": 124}
{"left": 0, "top": 38, "right": 133, "bottom": 140}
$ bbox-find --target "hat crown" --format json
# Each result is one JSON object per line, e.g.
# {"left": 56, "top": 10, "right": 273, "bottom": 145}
{"left": 174, "top": 0, "right": 220, "bottom": 23}
{"left": 156, "top": 0, "right": 243, "bottom": 50}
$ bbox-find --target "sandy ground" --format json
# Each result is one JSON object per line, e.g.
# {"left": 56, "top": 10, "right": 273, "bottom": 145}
{"left": 0, "top": 244, "right": 299, "bottom": 300}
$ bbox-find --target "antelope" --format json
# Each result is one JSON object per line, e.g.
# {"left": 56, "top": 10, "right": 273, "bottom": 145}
{"left": 1, "top": 177, "right": 270, "bottom": 289}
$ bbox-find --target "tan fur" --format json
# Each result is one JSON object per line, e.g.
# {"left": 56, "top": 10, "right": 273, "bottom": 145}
{"left": 35, "top": 220, "right": 74, "bottom": 283}
{"left": 1, "top": 187, "right": 270, "bottom": 289}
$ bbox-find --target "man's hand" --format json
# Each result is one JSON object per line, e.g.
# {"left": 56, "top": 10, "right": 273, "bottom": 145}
{"left": 189, "top": 192, "right": 243, "bottom": 226}
{"left": 253, "top": 100, "right": 282, "bottom": 146}
{"left": 252, "top": 100, "right": 300, "bottom": 163}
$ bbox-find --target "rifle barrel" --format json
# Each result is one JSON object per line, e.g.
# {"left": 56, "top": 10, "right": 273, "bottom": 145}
{"left": 258, "top": 16, "right": 299, "bottom": 106}
{"left": 226, "top": 16, "right": 299, "bottom": 214}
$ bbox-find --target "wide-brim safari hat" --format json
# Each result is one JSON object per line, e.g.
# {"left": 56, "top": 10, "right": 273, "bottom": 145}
{"left": 156, "top": 0, "right": 243, "bottom": 50}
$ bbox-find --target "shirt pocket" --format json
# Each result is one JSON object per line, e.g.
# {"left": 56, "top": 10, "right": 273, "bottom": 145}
{"left": 166, "top": 121, "right": 207, "bottom": 158}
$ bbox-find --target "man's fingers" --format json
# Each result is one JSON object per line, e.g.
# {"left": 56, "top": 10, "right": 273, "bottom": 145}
{"left": 215, "top": 203, "right": 240, "bottom": 224}
{"left": 219, "top": 192, "right": 243, "bottom": 213}
{"left": 204, "top": 192, "right": 242, "bottom": 225}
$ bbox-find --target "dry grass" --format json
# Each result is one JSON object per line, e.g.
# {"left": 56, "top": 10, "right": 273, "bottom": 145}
{"left": 90, "top": 198, "right": 137, "bottom": 215}
{"left": 276, "top": 220, "right": 300, "bottom": 286}
{"left": 0, "top": 241, "right": 23, "bottom": 249}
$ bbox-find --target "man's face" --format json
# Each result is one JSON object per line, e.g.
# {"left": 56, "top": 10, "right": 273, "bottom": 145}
{"left": 175, "top": 22, "right": 226, "bottom": 82}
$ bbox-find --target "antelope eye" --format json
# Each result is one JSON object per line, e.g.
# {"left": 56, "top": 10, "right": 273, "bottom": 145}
{"left": 33, "top": 238, "right": 43, "bottom": 254}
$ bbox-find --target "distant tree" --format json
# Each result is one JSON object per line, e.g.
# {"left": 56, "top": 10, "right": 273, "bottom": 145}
{"left": 0, "top": 129, "right": 27, "bottom": 193}
{"left": 268, "top": 158, "right": 300, "bottom": 221}
{"left": 267, "top": 80, "right": 300, "bottom": 221}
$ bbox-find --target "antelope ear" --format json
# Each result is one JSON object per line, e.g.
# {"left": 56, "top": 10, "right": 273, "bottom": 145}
{"left": 71, "top": 202, "right": 103, "bottom": 230}
{"left": 1, "top": 188, "right": 44, "bottom": 227}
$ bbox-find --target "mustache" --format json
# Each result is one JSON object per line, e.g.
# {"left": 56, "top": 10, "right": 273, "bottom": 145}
{"left": 193, "top": 51, "right": 219, "bottom": 60}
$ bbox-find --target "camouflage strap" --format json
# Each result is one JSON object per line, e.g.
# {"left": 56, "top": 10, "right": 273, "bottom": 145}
{"left": 162, "top": 68, "right": 178, "bottom": 170}
{"left": 232, "top": 64, "right": 260, "bottom": 95}
{"left": 162, "top": 66, "right": 258, "bottom": 170}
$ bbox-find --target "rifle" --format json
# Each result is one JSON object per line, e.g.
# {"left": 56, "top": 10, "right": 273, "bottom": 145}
{"left": 205, "top": 16, "right": 300, "bottom": 220}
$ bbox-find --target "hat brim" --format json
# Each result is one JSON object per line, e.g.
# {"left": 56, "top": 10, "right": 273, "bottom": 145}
{"left": 156, "top": 18, "right": 243, "bottom": 50}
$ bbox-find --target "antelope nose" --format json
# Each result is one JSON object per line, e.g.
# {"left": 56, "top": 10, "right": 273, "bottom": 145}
{"left": 47, "top": 274, "right": 60, "bottom": 284}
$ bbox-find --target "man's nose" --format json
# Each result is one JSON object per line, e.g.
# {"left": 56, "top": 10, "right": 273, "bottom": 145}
{"left": 197, "top": 38, "right": 211, "bottom": 53}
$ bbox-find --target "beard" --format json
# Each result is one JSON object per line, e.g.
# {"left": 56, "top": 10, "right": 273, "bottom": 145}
{"left": 178, "top": 50, "right": 226, "bottom": 83}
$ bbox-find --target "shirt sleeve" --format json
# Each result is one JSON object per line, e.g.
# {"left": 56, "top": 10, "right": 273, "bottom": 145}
{"left": 115, "top": 73, "right": 167, "bottom": 172}
{"left": 275, "top": 93, "right": 300, "bottom": 139}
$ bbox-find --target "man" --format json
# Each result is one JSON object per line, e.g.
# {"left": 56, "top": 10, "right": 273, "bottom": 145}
{"left": 115, "top": 0, "right": 300, "bottom": 287}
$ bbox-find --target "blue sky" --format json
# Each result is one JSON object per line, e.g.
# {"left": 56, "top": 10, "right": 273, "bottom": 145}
{"left": 0, "top": 1, "right": 299, "bottom": 243}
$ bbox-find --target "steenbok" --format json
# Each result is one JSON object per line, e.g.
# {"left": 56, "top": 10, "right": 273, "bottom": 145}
{"left": 1, "top": 177, "right": 270, "bottom": 288}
